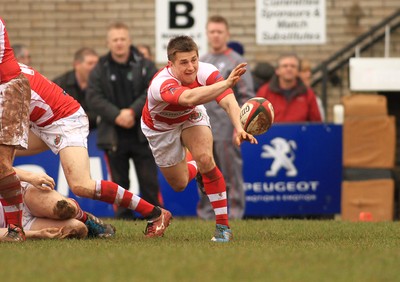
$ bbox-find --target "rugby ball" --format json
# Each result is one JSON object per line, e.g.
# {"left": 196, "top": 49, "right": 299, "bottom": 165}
{"left": 240, "top": 97, "right": 274, "bottom": 135}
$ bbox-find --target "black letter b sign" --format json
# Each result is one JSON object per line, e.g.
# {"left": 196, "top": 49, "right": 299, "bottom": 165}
{"left": 169, "top": 1, "right": 195, "bottom": 29}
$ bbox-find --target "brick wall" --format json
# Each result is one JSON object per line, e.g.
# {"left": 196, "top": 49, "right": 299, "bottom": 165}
{"left": 2, "top": 0, "right": 399, "bottom": 121}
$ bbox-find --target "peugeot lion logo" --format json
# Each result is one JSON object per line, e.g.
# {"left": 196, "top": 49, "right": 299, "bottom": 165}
{"left": 261, "top": 137, "right": 297, "bottom": 177}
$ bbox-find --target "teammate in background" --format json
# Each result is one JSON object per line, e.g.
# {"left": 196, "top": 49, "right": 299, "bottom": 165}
{"left": 199, "top": 15, "right": 255, "bottom": 220}
{"left": 16, "top": 63, "right": 171, "bottom": 238}
{"left": 137, "top": 44, "right": 153, "bottom": 61}
{"left": 256, "top": 53, "right": 322, "bottom": 122}
{"left": 0, "top": 18, "right": 31, "bottom": 242}
{"left": 141, "top": 35, "right": 257, "bottom": 242}
{"left": 53, "top": 47, "right": 99, "bottom": 130}
{"left": 86, "top": 22, "right": 161, "bottom": 220}
{"left": 12, "top": 44, "right": 32, "bottom": 66}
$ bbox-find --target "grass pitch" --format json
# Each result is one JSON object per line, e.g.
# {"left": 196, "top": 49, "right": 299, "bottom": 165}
{"left": 1, "top": 218, "right": 400, "bottom": 282}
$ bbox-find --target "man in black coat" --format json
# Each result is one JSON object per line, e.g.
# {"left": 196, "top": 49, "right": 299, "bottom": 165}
{"left": 54, "top": 47, "right": 99, "bottom": 130}
{"left": 86, "top": 22, "right": 160, "bottom": 219}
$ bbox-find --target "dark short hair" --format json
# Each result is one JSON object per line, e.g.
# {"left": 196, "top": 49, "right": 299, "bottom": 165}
{"left": 74, "top": 47, "right": 98, "bottom": 62}
{"left": 227, "top": 41, "right": 244, "bottom": 55}
{"left": 167, "top": 35, "right": 198, "bottom": 61}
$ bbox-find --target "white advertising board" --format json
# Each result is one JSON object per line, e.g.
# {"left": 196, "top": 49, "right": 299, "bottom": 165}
{"left": 155, "top": 0, "right": 207, "bottom": 64}
{"left": 350, "top": 58, "right": 400, "bottom": 92}
{"left": 256, "top": 0, "right": 326, "bottom": 45}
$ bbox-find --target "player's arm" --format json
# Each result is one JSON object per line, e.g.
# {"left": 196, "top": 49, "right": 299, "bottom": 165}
{"left": 218, "top": 94, "right": 258, "bottom": 146}
{"left": 25, "top": 228, "right": 63, "bottom": 239}
{"left": 0, "top": 227, "right": 62, "bottom": 239}
{"left": 13, "top": 167, "right": 55, "bottom": 190}
{"left": 178, "top": 63, "right": 247, "bottom": 107}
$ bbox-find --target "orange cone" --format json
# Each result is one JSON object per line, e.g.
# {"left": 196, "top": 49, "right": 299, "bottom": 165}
{"left": 359, "top": 212, "right": 373, "bottom": 222}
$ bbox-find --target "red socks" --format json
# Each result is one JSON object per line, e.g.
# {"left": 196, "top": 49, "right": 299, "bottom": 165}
{"left": 94, "top": 180, "right": 155, "bottom": 217}
{"left": 0, "top": 173, "right": 23, "bottom": 227}
{"left": 186, "top": 150, "right": 198, "bottom": 182}
{"left": 70, "top": 198, "right": 88, "bottom": 222}
{"left": 202, "top": 167, "right": 229, "bottom": 227}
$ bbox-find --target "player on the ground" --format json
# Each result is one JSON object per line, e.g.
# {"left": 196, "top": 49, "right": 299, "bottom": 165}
{"left": 15, "top": 63, "right": 171, "bottom": 238}
{"left": 141, "top": 35, "right": 257, "bottom": 242}
{"left": 14, "top": 167, "right": 115, "bottom": 239}
{"left": 0, "top": 17, "right": 31, "bottom": 242}
{"left": 1, "top": 168, "right": 115, "bottom": 239}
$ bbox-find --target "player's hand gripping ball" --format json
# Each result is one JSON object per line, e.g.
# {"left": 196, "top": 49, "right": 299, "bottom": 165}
{"left": 240, "top": 97, "right": 274, "bottom": 135}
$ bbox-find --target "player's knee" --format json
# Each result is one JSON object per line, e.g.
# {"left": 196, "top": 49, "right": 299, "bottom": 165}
{"left": 171, "top": 183, "right": 187, "bottom": 192}
{"left": 169, "top": 179, "right": 188, "bottom": 192}
{"left": 62, "top": 221, "right": 88, "bottom": 239}
{"left": 196, "top": 153, "right": 214, "bottom": 171}
{"left": 53, "top": 199, "right": 76, "bottom": 219}
{"left": 73, "top": 222, "right": 88, "bottom": 239}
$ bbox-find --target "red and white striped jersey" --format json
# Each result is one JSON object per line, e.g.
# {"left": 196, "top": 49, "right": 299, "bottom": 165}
{"left": 142, "top": 62, "right": 232, "bottom": 131}
{"left": 19, "top": 64, "right": 80, "bottom": 127}
{"left": 0, "top": 18, "right": 21, "bottom": 84}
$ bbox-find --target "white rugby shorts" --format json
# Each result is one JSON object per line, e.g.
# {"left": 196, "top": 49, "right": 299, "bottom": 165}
{"left": 21, "top": 182, "right": 35, "bottom": 231}
{"left": 30, "top": 107, "right": 89, "bottom": 154}
{"left": 141, "top": 105, "right": 210, "bottom": 167}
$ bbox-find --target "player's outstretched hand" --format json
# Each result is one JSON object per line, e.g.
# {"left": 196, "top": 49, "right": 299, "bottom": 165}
{"left": 226, "top": 63, "right": 247, "bottom": 88}
{"left": 235, "top": 129, "right": 258, "bottom": 146}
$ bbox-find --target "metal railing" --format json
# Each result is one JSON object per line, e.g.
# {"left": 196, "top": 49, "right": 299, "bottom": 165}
{"left": 311, "top": 9, "right": 400, "bottom": 114}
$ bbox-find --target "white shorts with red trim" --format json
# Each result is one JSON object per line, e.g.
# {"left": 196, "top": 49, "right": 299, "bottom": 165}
{"left": 30, "top": 107, "right": 89, "bottom": 154}
{"left": 141, "top": 105, "right": 210, "bottom": 167}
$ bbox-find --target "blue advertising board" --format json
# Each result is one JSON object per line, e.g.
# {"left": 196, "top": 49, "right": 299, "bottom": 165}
{"left": 242, "top": 123, "right": 342, "bottom": 216}
{"left": 14, "top": 123, "right": 342, "bottom": 218}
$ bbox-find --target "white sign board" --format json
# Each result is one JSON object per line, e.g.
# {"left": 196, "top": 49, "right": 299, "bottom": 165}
{"left": 256, "top": 0, "right": 326, "bottom": 45}
{"left": 350, "top": 58, "right": 400, "bottom": 92}
{"left": 155, "top": 0, "right": 207, "bottom": 64}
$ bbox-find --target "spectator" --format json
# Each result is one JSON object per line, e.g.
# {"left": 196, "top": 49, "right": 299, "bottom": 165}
{"left": 12, "top": 43, "right": 31, "bottom": 65}
{"left": 86, "top": 22, "right": 161, "bottom": 220}
{"left": 137, "top": 44, "right": 153, "bottom": 61}
{"left": 199, "top": 15, "right": 255, "bottom": 220}
{"left": 0, "top": 18, "right": 31, "bottom": 242}
{"left": 227, "top": 41, "right": 244, "bottom": 56}
{"left": 53, "top": 47, "right": 99, "bottom": 130}
{"left": 252, "top": 61, "right": 275, "bottom": 93}
{"left": 256, "top": 53, "right": 322, "bottom": 122}
{"left": 299, "top": 58, "right": 325, "bottom": 121}
{"left": 141, "top": 35, "right": 257, "bottom": 242}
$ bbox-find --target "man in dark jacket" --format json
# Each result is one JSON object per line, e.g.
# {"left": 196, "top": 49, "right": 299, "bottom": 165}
{"left": 86, "top": 22, "right": 160, "bottom": 219}
{"left": 54, "top": 47, "right": 99, "bottom": 130}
